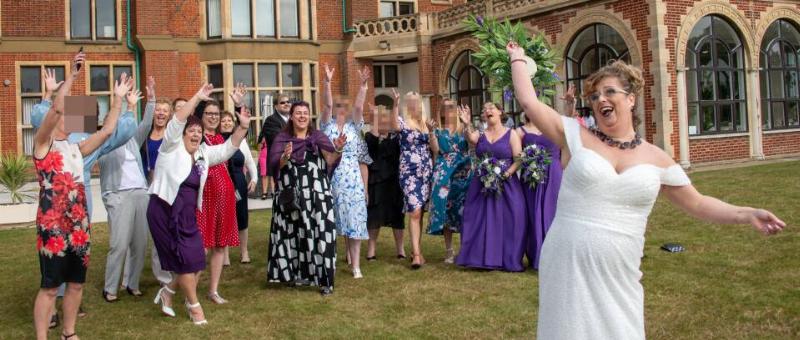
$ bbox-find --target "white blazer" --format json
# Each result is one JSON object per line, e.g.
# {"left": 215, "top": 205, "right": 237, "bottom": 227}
{"left": 148, "top": 116, "right": 237, "bottom": 209}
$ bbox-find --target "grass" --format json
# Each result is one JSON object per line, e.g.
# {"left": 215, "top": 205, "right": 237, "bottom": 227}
{"left": 0, "top": 161, "right": 798, "bottom": 339}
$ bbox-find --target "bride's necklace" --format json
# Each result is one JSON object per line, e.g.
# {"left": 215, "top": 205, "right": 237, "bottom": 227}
{"left": 589, "top": 127, "right": 642, "bottom": 150}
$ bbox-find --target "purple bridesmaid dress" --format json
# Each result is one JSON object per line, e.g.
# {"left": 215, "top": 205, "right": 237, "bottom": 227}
{"left": 456, "top": 129, "right": 526, "bottom": 272}
{"left": 520, "top": 128, "right": 563, "bottom": 270}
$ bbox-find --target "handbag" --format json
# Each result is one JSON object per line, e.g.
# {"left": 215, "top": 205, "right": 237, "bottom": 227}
{"left": 277, "top": 186, "right": 301, "bottom": 212}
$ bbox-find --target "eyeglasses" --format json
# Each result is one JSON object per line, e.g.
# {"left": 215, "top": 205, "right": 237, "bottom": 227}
{"left": 203, "top": 111, "right": 220, "bottom": 116}
{"left": 279, "top": 101, "right": 290, "bottom": 105}
{"left": 587, "top": 87, "right": 630, "bottom": 103}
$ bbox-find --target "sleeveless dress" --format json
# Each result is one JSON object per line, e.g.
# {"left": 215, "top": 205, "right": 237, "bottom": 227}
{"left": 196, "top": 133, "right": 239, "bottom": 248}
{"left": 365, "top": 132, "right": 404, "bottom": 229}
{"left": 537, "top": 117, "right": 691, "bottom": 339}
{"left": 147, "top": 164, "right": 206, "bottom": 274}
{"left": 397, "top": 117, "right": 432, "bottom": 212}
{"left": 428, "top": 129, "right": 472, "bottom": 235}
{"left": 322, "top": 119, "right": 370, "bottom": 240}
{"left": 223, "top": 134, "right": 250, "bottom": 231}
{"left": 455, "top": 130, "right": 526, "bottom": 272}
{"left": 34, "top": 140, "right": 91, "bottom": 288}
{"left": 520, "top": 128, "right": 563, "bottom": 270}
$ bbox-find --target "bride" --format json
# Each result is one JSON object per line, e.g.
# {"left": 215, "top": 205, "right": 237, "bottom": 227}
{"left": 507, "top": 41, "right": 786, "bottom": 339}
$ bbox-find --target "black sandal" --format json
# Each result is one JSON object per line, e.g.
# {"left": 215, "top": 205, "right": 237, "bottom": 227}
{"left": 49, "top": 313, "right": 59, "bottom": 329}
{"left": 396, "top": 254, "right": 407, "bottom": 259}
{"left": 126, "top": 287, "right": 144, "bottom": 297}
{"left": 102, "top": 291, "right": 119, "bottom": 303}
{"left": 261, "top": 193, "right": 268, "bottom": 200}
{"left": 62, "top": 333, "right": 77, "bottom": 340}
{"left": 366, "top": 256, "right": 377, "bottom": 261}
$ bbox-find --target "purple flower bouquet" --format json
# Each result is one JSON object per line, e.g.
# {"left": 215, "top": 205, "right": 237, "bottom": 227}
{"left": 517, "top": 144, "right": 551, "bottom": 190}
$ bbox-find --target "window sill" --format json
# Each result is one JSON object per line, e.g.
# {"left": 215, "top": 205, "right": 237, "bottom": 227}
{"left": 65, "top": 40, "right": 123, "bottom": 45}
{"left": 199, "top": 38, "right": 319, "bottom": 46}
{"left": 764, "top": 127, "right": 800, "bottom": 134}
{"left": 689, "top": 132, "right": 749, "bottom": 140}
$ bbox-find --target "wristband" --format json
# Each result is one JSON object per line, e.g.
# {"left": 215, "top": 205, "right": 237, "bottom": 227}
{"left": 511, "top": 58, "right": 528, "bottom": 65}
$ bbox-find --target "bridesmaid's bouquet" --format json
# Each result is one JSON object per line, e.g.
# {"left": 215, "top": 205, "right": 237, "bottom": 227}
{"left": 517, "top": 144, "right": 552, "bottom": 190}
{"left": 475, "top": 154, "right": 506, "bottom": 196}
{"left": 465, "top": 15, "right": 560, "bottom": 105}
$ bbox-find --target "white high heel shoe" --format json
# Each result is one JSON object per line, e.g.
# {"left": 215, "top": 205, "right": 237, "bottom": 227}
{"left": 153, "top": 286, "right": 176, "bottom": 317}
{"left": 185, "top": 301, "right": 208, "bottom": 325}
{"left": 352, "top": 268, "right": 363, "bottom": 279}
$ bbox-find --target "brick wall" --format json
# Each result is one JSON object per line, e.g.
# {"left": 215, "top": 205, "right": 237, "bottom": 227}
{"left": 318, "top": 0, "right": 345, "bottom": 41}
{"left": 688, "top": 136, "right": 751, "bottom": 163}
{"left": 763, "top": 131, "right": 800, "bottom": 156}
{"left": 2, "top": 0, "right": 65, "bottom": 37}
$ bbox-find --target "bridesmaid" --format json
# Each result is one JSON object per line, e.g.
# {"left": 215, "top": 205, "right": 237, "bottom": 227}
{"left": 391, "top": 89, "right": 433, "bottom": 269}
{"left": 517, "top": 115, "right": 563, "bottom": 270}
{"left": 194, "top": 99, "right": 238, "bottom": 304}
{"left": 455, "top": 103, "right": 526, "bottom": 272}
{"left": 365, "top": 105, "right": 406, "bottom": 260}
{"left": 426, "top": 98, "right": 472, "bottom": 263}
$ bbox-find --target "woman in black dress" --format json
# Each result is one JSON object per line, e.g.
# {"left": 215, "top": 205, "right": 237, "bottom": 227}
{"left": 219, "top": 109, "right": 257, "bottom": 264}
{"left": 365, "top": 105, "right": 406, "bottom": 260}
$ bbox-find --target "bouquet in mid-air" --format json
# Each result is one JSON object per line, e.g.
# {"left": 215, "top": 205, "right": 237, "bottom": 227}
{"left": 464, "top": 15, "right": 560, "bottom": 105}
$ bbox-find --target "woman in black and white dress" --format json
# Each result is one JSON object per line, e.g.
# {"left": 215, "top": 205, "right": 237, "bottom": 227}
{"left": 266, "top": 101, "right": 346, "bottom": 296}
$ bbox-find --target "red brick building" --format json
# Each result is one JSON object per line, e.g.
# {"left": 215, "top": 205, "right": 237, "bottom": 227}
{"left": 2, "top": 0, "right": 799, "bottom": 168}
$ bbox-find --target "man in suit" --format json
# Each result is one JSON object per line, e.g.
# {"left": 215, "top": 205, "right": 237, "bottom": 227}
{"left": 259, "top": 94, "right": 292, "bottom": 150}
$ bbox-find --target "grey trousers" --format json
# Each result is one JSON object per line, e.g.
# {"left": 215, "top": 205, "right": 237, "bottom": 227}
{"left": 122, "top": 244, "right": 172, "bottom": 287}
{"left": 102, "top": 189, "right": 149, "bottom": 294}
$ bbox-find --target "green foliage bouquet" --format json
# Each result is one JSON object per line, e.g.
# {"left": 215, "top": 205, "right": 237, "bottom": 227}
{"left": 464, "top": 15, "right": 560, "bottom": 105}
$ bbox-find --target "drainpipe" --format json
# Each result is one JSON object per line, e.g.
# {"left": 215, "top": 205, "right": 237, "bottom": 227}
{"left": 125, "top": 0, "right": 142, "bottom": 118}
{"left": 342, "top": 0, "right": 356, "bottom": 34}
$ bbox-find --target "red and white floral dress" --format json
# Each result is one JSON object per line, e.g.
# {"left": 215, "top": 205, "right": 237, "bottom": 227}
{"left": 34, "top": 140, "right": 91, "bottom": 288}
{"left": 196, "top": 133, "right": 239, "bottom": 248}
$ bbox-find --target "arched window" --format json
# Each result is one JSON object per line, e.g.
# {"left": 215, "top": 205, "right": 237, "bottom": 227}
{"left": 760, "top": 19, "right": 800, "bottom": 130}
{"left": 685, "top": 15, "right": 747, "bottom": 135}
{"left": 447, "top": 50, "right": 490, "bottom": 124}
{"left": 566, "top": 23, "right": 630, "bottom": 117}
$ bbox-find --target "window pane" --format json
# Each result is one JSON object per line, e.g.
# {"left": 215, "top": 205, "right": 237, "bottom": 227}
{"left": 23, "top": 128, "right": 34, "bottom": 156}
{"left": 241, "top": 90, "right": 256, "bottom": 110}
{"left": 256, "top": 0, "right": 276, "bottom": 36}
{"left": 713, "top": 16, "right": 741, "bottom": 49}
{"left": 719, "top": 104, "right": 733, "bottom": 131}
{"left": 768, "top": 42, "right": 782, "bottom": 67}
{"left": 688, "top": 16, "right": 711, "bottom": 51}
{"left": 760, "top": 70, "right": 769, "bottom": 99}
{"left": 784, "top": 44, "right": 797, "bottom": 66}
{"left": 233, "top": 63, "right": 255, "bottom": 87}
{"left": 781, "top": 20, "right": 800, "bottom": 47}
{"left": 762, "top": 97, "right": 770, "bottom": 129}
{"left": 373, "top": 65, "right": 383, "bottom": 88}
{"left": 280, "top": 0, "right": 299, "bottom": 37}
{"left": 771, "top": 102, "right": 785, "bottom": 128}
{"left": 786, "top": 70, "right": 799, "bottom": 98}
{"left": 736, "top": 102, "right": 747, "bottom": 131}
{"left": 699, "top": 41, "right": 713, "bottom": 67}
{"left": 384, "top": 65, "right": 398, "bottom": 87}
{"left": 208, "top": 0, "right": 222, "bottom": 37}
{"left": 702, "top": 104, "right": 716, "bottom": 132}
{"left": 70, "top": 0, "right": 91, "bottom": 39}
{"left": 21, "top": 67, "right": 42, "bottom": 93}
{"left": 231, "top": 0, "right": 252, "bottom": 36}
{"left": 688, "top": 104, "right": 699, "bottom": 135}
{"left": 580, "top": 49, "right": 598, "bottom": 76}
{"left": 597, "top": 24, "right": 628, "bottom": 57}
{"left": 22, "top": 97, "right": 39, "bottom": 125}
{"left": 258, "top": 64, "right": 278, "bottom": 87}
{"left": 208, "top": 64, "right": 223, "bottom": 88}
{"left": 90, "top": 66, "right": 110, "bottom": 92}
{"left": 282, "top": 63, "right": 301, "bottom": 87}
{"left": 715, "top": 42, "right": 731, "bottom": 67}
{"left": 97, "top": 95, "right": 110, "bottom": 125}
{"left": 380, "top": 2, "right": 395, "bottom": 17}
{"left": 717, "top": 71, "right": 731, "bottom": 100}
{"left": 309, "top": 64, "right": 316, "bottom": 86}
{"left": 260, "top": 92, "right": 275, "bottom": 116}
{"left": 788, "top": 101, "right": 800, "bottom": 126}
{"left": 733, "top": 71, "right": 745, "bottom": 100}
{"left": 113, "top": 66, "right": 132, "bottom": 82}
{"left": 770, "top": 70, "right": 784, "bottom": 99}
{"left": 399, "top": 2, "right": 414, "bottom": 16}
{"left": 308, "top": 0, "right": 314, "bottom": 38}
{"left": 686, "top": 70, "right": 698, "bottom": 102}
{"left": 700, "top": 70, "right": 714, "bottom": 100}
{"left": 96, "top": 0, "right": 116, "bottom": 39}
{"left": 49, "top": 67, "right": 66, "bottom": 84}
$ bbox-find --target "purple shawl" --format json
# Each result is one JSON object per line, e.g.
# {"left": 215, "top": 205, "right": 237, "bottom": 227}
{"left": 268, "top": 130, "right": 338, "bottom": 179}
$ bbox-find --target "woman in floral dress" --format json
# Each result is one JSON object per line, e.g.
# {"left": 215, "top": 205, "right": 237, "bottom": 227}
{"left": 32, "top": 62, "right": 130, "bottom": 340}
{"left": 427, "top": 98, "right": 472, "bottom": 263}
{"left": 391, "top": 90, "right": 433, "bottom": 269}
{"left": 320, "top": 64, "right": 372, "bottom": 279}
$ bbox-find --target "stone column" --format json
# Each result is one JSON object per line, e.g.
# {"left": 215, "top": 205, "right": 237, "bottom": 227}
{"left": 747, "top": 68, "right": 765, "bottom": 160}
{"left": 676, "top": 67, "right": 691, "bottom": 169}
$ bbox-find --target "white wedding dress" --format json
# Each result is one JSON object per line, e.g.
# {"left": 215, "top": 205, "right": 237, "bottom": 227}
{"left": 537, "top": 117, "right": 691, "bottom": 339}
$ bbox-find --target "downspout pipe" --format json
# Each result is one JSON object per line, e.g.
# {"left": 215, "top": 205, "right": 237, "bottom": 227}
{"left": 343, "top": 0, "right": 356, "bottom": 33}
{"left": 125, "top": 0, "right": 142, "bottom": 119}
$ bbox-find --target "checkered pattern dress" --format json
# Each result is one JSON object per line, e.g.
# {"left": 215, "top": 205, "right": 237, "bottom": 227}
{"left": 267, "top": 150, "right": 337, "bottom": 288}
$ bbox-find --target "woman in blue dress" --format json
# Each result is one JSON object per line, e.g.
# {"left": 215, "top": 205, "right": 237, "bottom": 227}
{"left": 391, "top": 89, "right": 433, "bottom": 269}
{"left": 427, "top": 98, "right": 472, "bottom": 263}
{"left": 320, "top": 64, "right": 372, "bottom": 279}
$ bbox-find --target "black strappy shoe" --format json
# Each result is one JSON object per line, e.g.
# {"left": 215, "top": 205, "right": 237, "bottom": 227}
{"left": 102, "top": 291, "right": 119, "bottom": 303}
{"left": 62, "top": 332, "right": 77, "bottom": 340}
{"left": 49, "top": 313, "right": 59, "bottom": 329}
{"left": 366, "top": 256, "right": 377, "bottom": 261}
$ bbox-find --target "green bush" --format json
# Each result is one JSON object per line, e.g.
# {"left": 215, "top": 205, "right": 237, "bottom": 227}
{"left": 0, "top": 153, "right": 33, "bottom": 204}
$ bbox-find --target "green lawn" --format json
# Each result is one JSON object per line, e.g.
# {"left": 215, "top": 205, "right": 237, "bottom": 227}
{"left": 0, "top": 161, "right": 798, "bottom": 339}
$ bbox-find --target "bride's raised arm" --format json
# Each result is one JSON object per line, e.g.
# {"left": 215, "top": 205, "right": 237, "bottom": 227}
{"left": 508, "top": 42, "right": 567, "bottom": 149}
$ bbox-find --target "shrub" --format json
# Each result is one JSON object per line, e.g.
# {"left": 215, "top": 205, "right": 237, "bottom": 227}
{"left": 0, "top": 153, "right": 33, "bottom": 204}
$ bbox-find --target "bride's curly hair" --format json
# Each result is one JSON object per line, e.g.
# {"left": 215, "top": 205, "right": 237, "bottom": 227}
{"left": 582, "top": 60, "right": 644, "bottom": 128}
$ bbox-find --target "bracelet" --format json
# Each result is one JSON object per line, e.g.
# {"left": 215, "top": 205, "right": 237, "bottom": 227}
{"left": 335, "top": 147, "right": 344, "bottom": 153}
{"left": 511, "top": 59, "right": 528, "bottom": 65}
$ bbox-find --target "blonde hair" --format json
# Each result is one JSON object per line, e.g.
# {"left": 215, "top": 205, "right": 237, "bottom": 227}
{"left": 402, "top": 91, "right": 427, "bottom": 121}
{"left": 583, "top": 60, "right": 644, "bottom": 127}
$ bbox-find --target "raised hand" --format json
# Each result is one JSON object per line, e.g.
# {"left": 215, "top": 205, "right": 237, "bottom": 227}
{"left": 324, "top": 63, "right": 335, "bottom": 83}
{"left": 229, "top": 82, "right": 246, "bottom": 107}
{"left": 71, "top": 51, "right": 86, "bottom": 76}
{"left": 560, "top": 83, "right": 576, "bottom": 102}
{"left": 358, "top": 65, "right": 371, "bottom": 86}
{"left": 146, "top": 76, "right": 156, "bottom": 101}
{"left": 43, "top": 68, "right": 64, "bottom": 94}
{"left": 236, "top": 105, "right": 252, "bottom": 129}
{"left": 426, "top": 119, "right": 438, "bottom": 131}
{"left": 333, "top": 132, "right": 348, "bottom": 150}
{"left": 126, "top": 89, "right": 144, "bottom": 107}
{"left": 282, "top": 142, "right": 293, "bottom": 160}
{"left": 506, "top": 41, "right": 526, "bottom": 60}
{"left": 195, "top": 83, "right": 214, "bottom": 101}
{"left": 458, "top": 105, "right": 471, "bottom": 125}
{"left": 113, "top": 73, "right": 134, "bottom": 98}
{"left": 748, "top": 209, "right": 786, "bottom": 236}
{"left": 391, "top": 88, "right": 400, "bottom": 102}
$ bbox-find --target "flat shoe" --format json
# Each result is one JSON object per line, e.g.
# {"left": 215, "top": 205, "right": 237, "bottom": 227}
{"left": 49, "top": 313, "right": 59, "bottom": 329}
{"left": 102, "top": 291, "right": 119, "bottom": 303}
{"left": 126, "top": 287, "right": 144, "bottom": 297}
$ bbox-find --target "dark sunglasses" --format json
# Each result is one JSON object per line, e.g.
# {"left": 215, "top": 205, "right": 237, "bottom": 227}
{"left": 278, "top": 101, "right": 290, "bottom": 105}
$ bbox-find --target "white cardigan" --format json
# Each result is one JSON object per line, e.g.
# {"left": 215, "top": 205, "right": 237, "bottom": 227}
{"left": 148, "top": 116, "right": 237, "bottom": 209}
{"left": 237, "top": 139, "right": 258, "bottom": 182}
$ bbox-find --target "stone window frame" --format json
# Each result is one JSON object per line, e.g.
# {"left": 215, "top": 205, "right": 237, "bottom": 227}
{"left": 203, "top": 0, "right": 315, "bottom": 41}
{"left": 64, "top": 0, "right": 122, "bottom": 41}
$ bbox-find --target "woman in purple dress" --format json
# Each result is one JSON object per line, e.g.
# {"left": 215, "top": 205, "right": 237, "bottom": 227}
{"left": 147, "top": 83, "right": 250, "bottom": 325}
{"left": 517, "top": 116, "right": 563, "bottom": 270}
{"left": 455, "top": 103, "right": 526, "bottom": 272}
